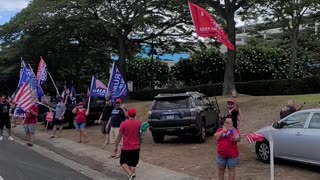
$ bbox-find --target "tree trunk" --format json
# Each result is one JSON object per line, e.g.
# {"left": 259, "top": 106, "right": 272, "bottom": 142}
{"left": 222, "top": 13, "right": 237, "bottom": 96}
{"left": 116, "top": 34, "right": 128, "bottom": 82}
{"left": 289, "top": 26, "right": 299, "bottom": 79}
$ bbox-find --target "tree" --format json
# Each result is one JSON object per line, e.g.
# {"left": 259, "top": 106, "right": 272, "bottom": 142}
{"left": 171, "top": 48, "right": 225, "bottom": 86}
{"left": 127, "top": 57, "right": 169, "bottom": 90}
{"left": 69, "top": 0, "right": 193, "bottom": 81}
{"left": 194, "top": 0, "right": 252, "bottom": 95}
{"left": 243, "top": 0, "right": 320, "bottom": 79}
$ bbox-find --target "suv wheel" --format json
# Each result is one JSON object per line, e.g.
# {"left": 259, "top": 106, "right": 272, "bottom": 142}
{"left": 152, "top": 133, "right": 165, "bottom": 143}
{"left": 256, "top": 139, "right": 270, "bottom": 163}
{"left": 196, "top": 121, "right": 206, "bottom": 143}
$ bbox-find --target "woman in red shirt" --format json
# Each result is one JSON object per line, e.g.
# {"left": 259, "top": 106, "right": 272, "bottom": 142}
{"left": 214, "top": 116, "right": 241, "bottom": 180}
{"left": 72, "top": 102, "right": 89, "bottom": 143}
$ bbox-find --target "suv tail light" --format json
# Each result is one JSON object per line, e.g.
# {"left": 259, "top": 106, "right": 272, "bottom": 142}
{"left": 148, "top": 110, "right": 152, "bottom": 119}
{"left": 190, "top": 108, "right": 197, "bottom": 116}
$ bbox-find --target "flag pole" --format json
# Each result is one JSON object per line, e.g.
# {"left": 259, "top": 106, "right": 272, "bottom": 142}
{"left": 48, "top": 71, "right": 60, "bottom": 97}
{"left": 269, "top": 131, "right": 274, "bottom": 180}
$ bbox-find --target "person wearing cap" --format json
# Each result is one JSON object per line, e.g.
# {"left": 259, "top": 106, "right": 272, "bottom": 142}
{"left": 109, "top": 98, "right": 127, "bottom": 158}
{"left": 223, "top": 99, "right": 242, "bottom": 129}
{"left": 51, "top": 97, "right": 66, "bottom": 138}
{"left": 72, "top": 102, "right": 89, "bottom": 143}
{"left": 24, "top": 104, "right": 39, "bottom": 147}
{"left": 98, "top": 99, "right": 114, "bottom": 145}
{"left": 114, "top": 108, "right": 142, "bottom": 180}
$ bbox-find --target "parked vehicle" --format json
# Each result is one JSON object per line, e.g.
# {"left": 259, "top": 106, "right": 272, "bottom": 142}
{"left": 39, "top": 94, "right": 105, "bottom": 128}
{"left": 254, "top": 109, "right": 320, "bottom": 166}
{"left": 148, "top": 92, "right": 220, "bottom": 143}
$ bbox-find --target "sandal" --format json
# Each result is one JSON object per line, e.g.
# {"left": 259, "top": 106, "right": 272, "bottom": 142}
{"left": 128, "top": 173, "right": 136, "bottom": 180}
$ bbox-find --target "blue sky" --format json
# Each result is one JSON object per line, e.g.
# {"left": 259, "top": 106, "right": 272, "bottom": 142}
{"left": 0, "top": 0, "right": 31, "bottom": 25}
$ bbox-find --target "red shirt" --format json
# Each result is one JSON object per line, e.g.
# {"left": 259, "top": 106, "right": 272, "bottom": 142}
{"left": 215, "top": 128, "right": 240, "bottom": 158}
{"left": 75, "top": 108, "right": 87, "bottom": 123}
{"left": 119, "top": 119, "right": 141, "bottom": 151}
{"left": 25, "top": 105, "right": 39, "bottom": 124}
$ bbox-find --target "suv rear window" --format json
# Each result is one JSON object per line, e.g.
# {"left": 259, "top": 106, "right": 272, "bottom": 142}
{"left": 153, "top": 96, "right": 189, "bottom": 110}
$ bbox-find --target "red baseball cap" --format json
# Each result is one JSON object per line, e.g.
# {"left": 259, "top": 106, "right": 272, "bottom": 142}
{"left": 116, "top": 98, "right": 122, "bottom": 103}
{"left": 227, "top": 99, "right": 237, "bottom": 104}
{"left": 127, "top": 108, "right": 136, "bottom": 117}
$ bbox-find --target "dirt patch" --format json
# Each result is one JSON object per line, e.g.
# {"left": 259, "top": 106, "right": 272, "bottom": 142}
{"left": 58, "top": 94, "right": 320, "bottom": 180}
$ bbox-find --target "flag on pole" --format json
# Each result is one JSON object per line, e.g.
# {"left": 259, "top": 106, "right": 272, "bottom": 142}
{"left": 107, "top": 62, "right": 128, "bottom": 100}
{"left": 188, "top": 2, "right": 235, "bottom": 51}
{"left": 70, "top": 84, "right": 76, "bottom": 104}
{"left": 90, "top": 76, "right": 108, "bottom": 97}
{"left": 245, "top": 133, "right": 265, "bottom": 144}
{"left": 18, "top": 65, "right": 44, "bottom": 97}
{"left": 13, "top": 79, "right": 39, "bottom": 111}
{"left": 36, "top": 57, "right": 48, "bottom": 85}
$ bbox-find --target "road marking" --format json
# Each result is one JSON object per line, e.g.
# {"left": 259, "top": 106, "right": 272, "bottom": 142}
{"left": 0, "top": 176, "right": 4, "bottom": 180}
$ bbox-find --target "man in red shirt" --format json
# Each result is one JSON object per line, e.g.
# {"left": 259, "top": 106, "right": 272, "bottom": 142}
{"left": 24, "top": 104, "right": 38, "bottom": 147}
{"left": 114, "top": 108, "right": 141, "bottom": 180}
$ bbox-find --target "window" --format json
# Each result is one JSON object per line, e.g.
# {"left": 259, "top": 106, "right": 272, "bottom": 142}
{"left": 282, "top": 113, "right": 310, "bottom": 129}
{"left": 153, "top": 97, "right": 189, "bottom": 110}
{"left": 309, "top": 113, "right": 320, "bottom": 129}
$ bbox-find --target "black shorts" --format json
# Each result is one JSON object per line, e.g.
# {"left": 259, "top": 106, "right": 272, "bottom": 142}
{"left": 120, "top": 149, "right": 140, "bottom": 167}
{"left": 0, "top": 118, "right": 11, "bottom": 129}
{"left": 53, "top": 118, "right": 63, "bottom": 126}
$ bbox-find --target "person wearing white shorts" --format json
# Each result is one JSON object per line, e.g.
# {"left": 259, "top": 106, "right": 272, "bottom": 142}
{"left": 109, "top": 98, "right": 127, "bottom": 158}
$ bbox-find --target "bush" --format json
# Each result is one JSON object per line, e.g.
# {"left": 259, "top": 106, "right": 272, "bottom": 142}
{"left": 130, "top": 77, "right": 320, "bottom": 100}
{"left": 170, "top": 48, "right": 225, "bottom": 86}
{"left": 127, "top": 57, "right": 169, "bottom": 90}
{"left": 129, "top": 84, "right": 223, "bottom": 101}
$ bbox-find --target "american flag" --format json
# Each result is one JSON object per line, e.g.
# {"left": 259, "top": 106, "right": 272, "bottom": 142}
{"left": 13, "top": 78, "right": 38, "bottom": 111}
{"left": 245, "top": 133, "right": 265, "bottom": 144}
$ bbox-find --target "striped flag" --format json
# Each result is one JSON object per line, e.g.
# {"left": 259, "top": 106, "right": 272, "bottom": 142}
{"left": 36, "top": 57, "right": 48, "bottom": 85}
{"left": 13, "top": 79, "right": 38, "bottom": 111}
{"left": 245, "top": 133, "right": 265, "bottom": 144}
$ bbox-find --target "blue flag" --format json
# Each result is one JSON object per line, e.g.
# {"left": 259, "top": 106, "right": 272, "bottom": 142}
{"left": 107, "top": 62, "right": 128, "bottom": 100}
{"left": 90, "top": 76, "right": 108, "bottom": 97}
{"left": 18, "top": 64, "right": 44, "bottom": 97}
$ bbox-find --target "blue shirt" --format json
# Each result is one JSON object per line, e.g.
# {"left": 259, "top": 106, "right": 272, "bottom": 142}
{"left": 110, "top": 107, "right": 126, "bottom": 128}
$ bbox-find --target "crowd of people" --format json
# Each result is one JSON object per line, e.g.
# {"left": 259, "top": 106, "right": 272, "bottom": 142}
{"left": 0, "top": 93, "right": 305, "bottom": 180}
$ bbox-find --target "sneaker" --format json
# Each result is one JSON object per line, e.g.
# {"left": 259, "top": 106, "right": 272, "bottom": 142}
{"left": 128, "top": 173, "right": 136, "bottom": 180}
{"left": 8, "top": 136, "right": 14, "bottom": 141}
{"left": 0, "top": 136, "right": 3, "bottom": 141}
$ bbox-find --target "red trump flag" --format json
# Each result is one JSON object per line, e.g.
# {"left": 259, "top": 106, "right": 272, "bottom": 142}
{"left": 188, "top": 2, "right": 235, "bottom": 51}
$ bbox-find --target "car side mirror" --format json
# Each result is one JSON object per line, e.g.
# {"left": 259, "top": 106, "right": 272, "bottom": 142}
{"left": 272, "top": 122, "right": 280, "bottom": 129}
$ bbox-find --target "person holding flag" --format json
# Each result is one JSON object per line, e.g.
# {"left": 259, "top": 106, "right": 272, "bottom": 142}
{"left": 24, "top": 104, "right": 38, "bottom": 147}
{"left": 214, "top": 116, "right": 241, "bottom": 180}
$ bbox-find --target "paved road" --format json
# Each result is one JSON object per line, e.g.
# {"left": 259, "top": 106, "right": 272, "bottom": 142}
{"left": 0, "top": 138, "right": 92, "bottom": 180}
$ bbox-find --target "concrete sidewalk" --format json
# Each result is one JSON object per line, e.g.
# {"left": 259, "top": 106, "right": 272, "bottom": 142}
{"left": 12, "top": 125, "right": 200, "bottom": 180}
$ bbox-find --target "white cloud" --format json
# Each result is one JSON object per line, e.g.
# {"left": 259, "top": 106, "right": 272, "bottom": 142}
{"left": 0, "top": 0, "right": 30, "bottom": 12}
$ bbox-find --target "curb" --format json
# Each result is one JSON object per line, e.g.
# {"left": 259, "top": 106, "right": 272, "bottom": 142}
{"left": 12, "top": 125, "right": 200, "bottom": 180}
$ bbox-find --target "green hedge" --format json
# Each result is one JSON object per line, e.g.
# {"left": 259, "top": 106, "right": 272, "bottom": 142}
{"left": 129, "top": 84, "right": 223, "bottom": 101}
{"left": 129, "top": 77, "right": 320, "bottom": 101}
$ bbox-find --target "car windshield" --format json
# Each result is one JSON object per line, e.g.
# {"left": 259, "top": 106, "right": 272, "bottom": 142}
{"left": 154, "top": 96, "right": 189, "bottom": 110}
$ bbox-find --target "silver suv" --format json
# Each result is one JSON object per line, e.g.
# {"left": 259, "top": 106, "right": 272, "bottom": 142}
{"left": 148, "top": 92, "right": 220, "bottom": 143}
